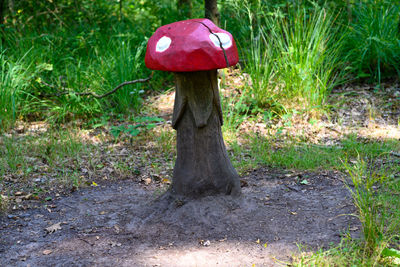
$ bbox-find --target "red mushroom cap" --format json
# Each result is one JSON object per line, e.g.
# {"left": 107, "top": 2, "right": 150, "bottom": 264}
{"left": 145, "top": 18, "right": 239, "bottom": 72}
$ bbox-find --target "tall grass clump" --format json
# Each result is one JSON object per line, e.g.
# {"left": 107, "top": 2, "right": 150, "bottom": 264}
{"left": 0, "top": 51, "right": 32, "bottom": 131}
{"left": 343, "top": 158, "right": 400, "bottom": 264}
{"left": 224, "top": 1, "right": 344, "bottom": 116}
{"left": 346, "top": 0, "right": 400, "bottom": 83}
{"left": 269, "top": 7, "right": 344, "bottom": 111}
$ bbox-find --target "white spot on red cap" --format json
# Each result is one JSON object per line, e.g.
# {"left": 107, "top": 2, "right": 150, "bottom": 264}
{"left": 156, "top": 36, "right": 172, "bottom": 52}
{"left": 209, "top": 33, "right": 232, "bottom": 49}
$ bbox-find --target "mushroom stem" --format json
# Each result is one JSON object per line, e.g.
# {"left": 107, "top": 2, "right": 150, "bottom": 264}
{"left": 171, "top": 70, "right": 241, "bottom": 197}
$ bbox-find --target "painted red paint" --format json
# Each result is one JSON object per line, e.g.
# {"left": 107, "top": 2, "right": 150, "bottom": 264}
{"left": 145, "top": 19, "right": 239, "bottom": 72}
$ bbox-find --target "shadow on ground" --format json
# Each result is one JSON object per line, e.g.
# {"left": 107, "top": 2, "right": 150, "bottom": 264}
{"left": 0, "top": 167, "right": 359, "bottom": 267}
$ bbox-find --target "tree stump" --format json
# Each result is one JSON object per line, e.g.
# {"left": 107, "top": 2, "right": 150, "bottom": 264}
{"left": 171, "top": 70, "right": 241, "bottom": 197}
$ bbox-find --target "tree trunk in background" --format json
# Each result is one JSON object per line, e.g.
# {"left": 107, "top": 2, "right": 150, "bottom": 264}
{"left": 204, "top": 0, "right": 219, "bottom": 25}
{"left": 0, "top": 0, "right": 5, "bottom": 25}
{"left": 346, "top": 0, "right": 352, "bottom": 23}
{"left": 177, "top": 0, "right": 192, "bottom": 19}
{"left": 171, "top": 70, "right": 241, "bottom": 197}
{"left": 8, "top": 0, "right": 13, "bottom": 14}
{"left": 0, "top": 0, "right": 5, "bottom": 44}
{"left": 119, "top": 0, "right": 123, "bottom": 21}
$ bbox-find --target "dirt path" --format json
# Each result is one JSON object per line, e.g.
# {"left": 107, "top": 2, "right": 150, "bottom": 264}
{"left": 0, "top": 167, "right": 359, "bottom": 267}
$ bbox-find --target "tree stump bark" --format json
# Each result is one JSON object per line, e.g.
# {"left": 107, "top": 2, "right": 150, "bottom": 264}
{"left": 171, "top": 70, "right": 241, "bottom": 197}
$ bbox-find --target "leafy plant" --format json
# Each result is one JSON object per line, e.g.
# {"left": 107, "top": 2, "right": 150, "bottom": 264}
{"left": 110, "top": 116, "right": 164, "bottom": 138}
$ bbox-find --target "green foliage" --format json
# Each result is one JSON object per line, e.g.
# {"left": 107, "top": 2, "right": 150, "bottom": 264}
{"left": 291, "top": 154, "right": 400, "bottom": 266}
{"left": 221, "top": 88, "right": 252, "bottom": 131}
{"left": 343, "top": 159, "right": 396, "bottom": 260}
{"left": 0, "top": 129, "right": 86, "bottom": 177}
{"left": 110, "top": 116, "right": 164, "bottom": 138}
{"left": 270, "top": 7, "right": 344, "bottom": 110}
{"left": 1, "top": 23, "right": 152, "bottom": 125}
{"left": 0, "top": 52, "right": 27, "bottom": 130}
{"left": 0, "top": 0, "right": 184, "bottom": 128}
{"left": 345, "top": 0, "right": 400, "bottom": 83}
{"left": 223, "top": 1, "right": 345, "bottom": 116}
{"left": 229, "top": 133, "right": 400, "bottom": 172}
{"left": 1, "top": 0, "right": 399, "bottom": 128}
{"left": 0, "top": 49, "right": 49, "bottom": 131}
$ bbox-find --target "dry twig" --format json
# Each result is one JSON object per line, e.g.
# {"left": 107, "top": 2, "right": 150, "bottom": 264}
{"left": 40, "top": 74, "right": 152, "bottom": 98}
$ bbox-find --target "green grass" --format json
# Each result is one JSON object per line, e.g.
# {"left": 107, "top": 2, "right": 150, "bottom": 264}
{"left": 344, "top": 158, "right": 400, "bottom": 261}
{"left": 0, "top": 129, "right": 87, "bottom": 179}
{"left": 294, "top": 158, "right": 400, "bottom": 266}
{"left": 345, "top": 0, "right": 400, "bottom": 83}
{"left": 1, "top": 29, "right": 152, "bottom": 125}
{"left": 229, "top": 133, "right": 400, "bottom": 172}
{"left": 1, "top": 0, "right": 399, "bottom": 129}
{"left": 268, "top": 7, "right": 344, "bottom": 111}
{"left": 0, "top": 51, "right": 33, "bottom": 130}
{"left": 223, "top": 1, "right": 346, "bottom": 116}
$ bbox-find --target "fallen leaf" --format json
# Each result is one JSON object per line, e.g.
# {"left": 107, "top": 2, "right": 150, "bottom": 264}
{"left": 110, "top": 241, "right": 122, "bottom": 247}
{"left": 152, "top": 174, "right": 161, "bottom": 181}
{"left": 161, "top": 178, "right": 171, "bottom": 184}
{"left": 256, "top": 239, "right": 260, "bottom": 244}
{"left": 42, "top": 249, "right": 52, "bottom": 255}
{"left": 45, "top": 222, "right": 62, "bottom": 234}
{"left": 143, "top": 178, "right": 152, "bottom": 185}
{"left": 202, "top": 240, "right": 211, "bottom": 247}
{"left": 382, "top": 248, "right": 400, "bottom": 259}
{"left": 91, "top": 181, "right": 98, "bottom": 187}
{"left": 290, "top": 211, "right": 297, "bottom": 215}
{"left": 23, "top": 194, "right": 33, "bottom": 200}
{"left": 99, "top": 211, "right": 106, "bottom": 215}
{"left": 300, "top": 179, "right": 309, "bottom": 185}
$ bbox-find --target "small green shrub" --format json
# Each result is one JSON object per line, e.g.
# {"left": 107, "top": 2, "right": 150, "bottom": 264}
{"left": 110, "top": 116, "right": 164, "bottom": 139}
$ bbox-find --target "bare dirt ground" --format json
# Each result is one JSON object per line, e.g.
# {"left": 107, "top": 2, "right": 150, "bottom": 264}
{"left": 0, "top": 167, "right": 359, "bottom": 267}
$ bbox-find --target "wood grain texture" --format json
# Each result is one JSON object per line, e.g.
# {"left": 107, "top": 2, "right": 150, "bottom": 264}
{"left": 172, "top": 70, "right": 241, "bottom": 197}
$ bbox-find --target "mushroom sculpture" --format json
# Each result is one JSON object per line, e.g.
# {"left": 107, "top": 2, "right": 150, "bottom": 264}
{"left": 145, "top": 18, "right": 241, "bottom": 197}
